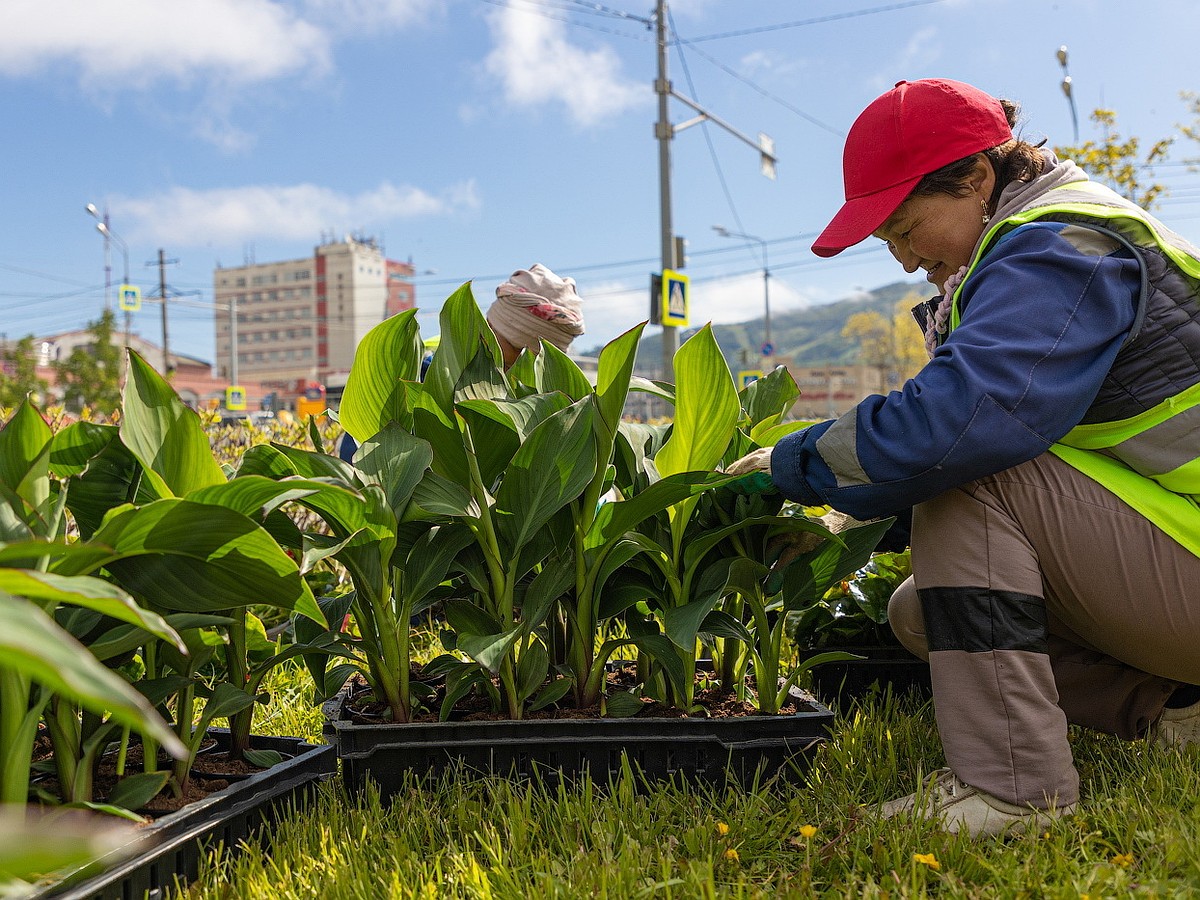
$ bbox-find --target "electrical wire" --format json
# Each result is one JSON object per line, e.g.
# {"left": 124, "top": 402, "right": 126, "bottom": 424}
{"left": 684, "top": 0, "right": 952, "bottom": 43}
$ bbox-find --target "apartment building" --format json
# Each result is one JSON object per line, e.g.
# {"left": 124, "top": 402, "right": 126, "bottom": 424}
{"left": 213, "top": 235, "right": 415, "bottom": 393}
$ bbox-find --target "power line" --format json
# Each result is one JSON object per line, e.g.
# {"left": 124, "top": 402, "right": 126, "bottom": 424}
{"left": 472, "top": 0, "right": 650, "bottom": 40}
{"left": 685, "top": 0, "right": 951, "bottom": 43}
{"left": 673, "top": 35, "right": 844, "bottom": 138}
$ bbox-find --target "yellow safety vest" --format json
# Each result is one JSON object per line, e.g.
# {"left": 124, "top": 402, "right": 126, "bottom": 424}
{"left": 947, "top": 183, "right": 1200, "bottom": 556}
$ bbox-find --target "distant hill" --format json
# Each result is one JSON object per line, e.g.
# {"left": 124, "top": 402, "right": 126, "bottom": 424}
{"left": 585, "top": 280, "right": 926, "bottom": 376}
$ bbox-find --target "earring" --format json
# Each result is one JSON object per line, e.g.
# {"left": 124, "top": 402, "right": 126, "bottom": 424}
{"left": 981, "top": 199, "right": 991, "bottom": 225}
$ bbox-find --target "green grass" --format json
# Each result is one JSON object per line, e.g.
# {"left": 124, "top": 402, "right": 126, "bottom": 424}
{"left": 178, "top": 663, "right": 1200, "bottom": 898}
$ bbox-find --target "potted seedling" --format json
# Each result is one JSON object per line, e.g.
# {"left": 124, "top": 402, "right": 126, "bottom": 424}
{"left": 305, "top": 284, "right": 837, "bottom": 795}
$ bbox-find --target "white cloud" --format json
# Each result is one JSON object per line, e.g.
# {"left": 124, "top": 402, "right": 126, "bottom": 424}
{"left": 482, "top": 3, "right": 647, "bottom": 128}
{"left": 0, "top": 0, "right": 331, "bottom": 88}
{"left": 301, "top": 0, "right": 438, "bottom": 32}
{"left": 115, "top": 180, "right": 481, "bottom": 246}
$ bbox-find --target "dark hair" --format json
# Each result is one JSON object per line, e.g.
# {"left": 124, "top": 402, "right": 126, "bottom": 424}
{"left": 912, "top": 100, "right": 1046, "bottom": 214}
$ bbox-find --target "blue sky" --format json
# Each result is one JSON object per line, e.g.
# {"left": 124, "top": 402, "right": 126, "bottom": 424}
{"left": 3, "top": 0, "right": 1199, "bottom": 366}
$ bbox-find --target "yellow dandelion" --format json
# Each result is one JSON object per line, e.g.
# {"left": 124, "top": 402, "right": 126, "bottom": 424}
{"left": 724, "top": 848, "right": 739, "bottom": 861}
{"left": 913, "top": 852, "right": 941, "bottom": 870}
{"left": 798, "top": 824, "right": 818, "bottom": 840}
{"left": 1111, "top": 853, "right": 1134, "bottom": 868}
{"left": 715, "top": 822, "right": 730, "bottom": 836}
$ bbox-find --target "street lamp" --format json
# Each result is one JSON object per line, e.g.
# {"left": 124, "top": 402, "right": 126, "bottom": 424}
{"left": 712, "top": 225, "right": 772, "bottom": 365}
{"left": 1056, "top": 45, "right": 1080, "bottom": 144}
{"left": 85, "top": 203, "right": 113, "bottom": 312}
{"left": 87, "top": 204, "right": 133, "bottom": 346}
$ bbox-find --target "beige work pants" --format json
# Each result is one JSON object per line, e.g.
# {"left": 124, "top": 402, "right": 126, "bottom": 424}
{"left": 888, "top": 452, "right": 1200, "bottom": 808}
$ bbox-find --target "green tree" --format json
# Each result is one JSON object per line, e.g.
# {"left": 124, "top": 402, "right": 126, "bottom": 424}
{"left": 0, "top": 335, "right": 49, "bottom": 407}
{"left": 54, "top": 309, "right": 123, "bottom": 414}
{"left": 1054, "top": 108, "right": 1172, "bottom": 211}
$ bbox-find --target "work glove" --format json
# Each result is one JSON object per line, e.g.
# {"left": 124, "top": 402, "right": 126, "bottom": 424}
{"left": 725, "top": 446, "right": 777, "bottom": 495}
{"left": 765, "top": 509, "right": 877, "bottom": 595}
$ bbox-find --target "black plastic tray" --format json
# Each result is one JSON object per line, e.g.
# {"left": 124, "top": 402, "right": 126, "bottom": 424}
{"left": 35, "top": 732, "right": 336, "bottom": 900}
{"left": 808, "top": 645, "right": 932, "bottom": 710}
{"left": 323, "top": 687, "right": 834, "bottom": 795}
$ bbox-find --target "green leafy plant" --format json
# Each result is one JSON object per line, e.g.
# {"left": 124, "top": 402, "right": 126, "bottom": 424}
{"left": 2, "top": 352, "right": 329, "bottom": 810}
{"left": 790, "top": 548, "right": 912, "bottom": 652}
{"left": 0, "top": 398, "right": 186, "bottom": 810}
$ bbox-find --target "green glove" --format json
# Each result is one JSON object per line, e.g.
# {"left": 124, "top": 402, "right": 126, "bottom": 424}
{"left": 725, "top": 447, "right": 776, "bottom": 495}
{"left": 729, "top": 470, "right": 777, "bottom": 495}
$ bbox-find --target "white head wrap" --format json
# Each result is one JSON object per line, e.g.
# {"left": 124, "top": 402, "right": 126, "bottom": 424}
{"left": 486, "top": 264, "right": 585, "bottom": 354}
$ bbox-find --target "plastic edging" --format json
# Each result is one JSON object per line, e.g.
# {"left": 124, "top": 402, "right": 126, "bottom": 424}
{"left": 34, "top": 732, "right": 336, "bottom": 900}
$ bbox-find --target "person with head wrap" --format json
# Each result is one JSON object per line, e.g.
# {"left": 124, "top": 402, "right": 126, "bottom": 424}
{"left": 486, "top": 263, "right": 586, "bottom": 368}
{"left": 337, "top": 264, "right": 585, "bottom": 463}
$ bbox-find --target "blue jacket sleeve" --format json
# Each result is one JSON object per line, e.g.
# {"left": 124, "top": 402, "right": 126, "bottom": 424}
{"left": 770, "top": 223, "right": 1140, "bottom": 518}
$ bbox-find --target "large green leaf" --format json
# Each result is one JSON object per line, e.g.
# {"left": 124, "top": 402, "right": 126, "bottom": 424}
{"left": 740, "top": 366, "right": 801, "bottom": 429}
{"left": 494, "top": 398, "right": 597, "bottom": 557}
{"left": 120, "top": 350, "right": 225, "bottom": 497}
{"left": 187, "top": 476, "right": 330, "bottom": 519}
{"left": 0, "top": 399, "right": 51, "bottom": 502}
{"left": 0, "top": 399, "right": 52, "bottom": 536}
{"left": 339, "top": 308, "right": 424, "bottom": 442}
{"left": 424, "top": 283, "right": 503, "bottom": 417}
{"left": 64, "top": 499, "right": 324, "bottom": 625}
{"left": 0, "top": 568, "right": 184, "bottom": 650}
{"left": 454, "top": 342, "right": 509, "bottom": 405}
{"left": 778, "top": 519, "right": 895, "bottom": 609}
{"left": 595, "top": 324, "right": 645, "bottom": 441}
{"left": 751, "top": 419, "right": 817, "bottom": 447}
{"left": 458, "top": 627, "right": 522, "bottom": 676}
{"left": 654, "top": 326, "right": 740, "bottom": 479}
{"left": 350, "top": 424, "right": 433, "bottom": 521}
{"left": 50, "top": 422, "right": 148, "bottom": 539}
{"left": 397, "top": 524, "right": 474, "bottom": 604}
{"left": 406, "top": 471, "right": 477, "bottom": 520}
{"left": 0, "top": 593, "right": 185, "bottom": 758}
{"left": 593, "top": 471, "right": 736, "bottom": 544}
{"left": 539, "top": 342, "right": 592, "bottom": 401}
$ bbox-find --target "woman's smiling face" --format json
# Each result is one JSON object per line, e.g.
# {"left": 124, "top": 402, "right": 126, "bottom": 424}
{"left": 873, "top": 156, "right": 996, "bottom": 287}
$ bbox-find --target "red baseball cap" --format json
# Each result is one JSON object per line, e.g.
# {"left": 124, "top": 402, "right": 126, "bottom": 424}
{"left": 811, "top": 79, "right": 1012, "bottom": 258}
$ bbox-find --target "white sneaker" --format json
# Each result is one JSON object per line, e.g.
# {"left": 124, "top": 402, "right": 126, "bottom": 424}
{"left": 1154, "top": 698, "right": 1200, "bottom": 750}
{"left": 880, "top": 768, "right": 1076, "bottom": 838}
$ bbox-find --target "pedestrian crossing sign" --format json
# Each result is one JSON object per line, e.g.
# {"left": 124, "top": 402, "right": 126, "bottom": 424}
{"left": 661, "top": 269, "right": 689, "bottom": 328}
{"left": 119, "top": 284, "right": 141, "bottom": 312}
{"left": 226, "top": 385, "right": 247, "bottom": 411}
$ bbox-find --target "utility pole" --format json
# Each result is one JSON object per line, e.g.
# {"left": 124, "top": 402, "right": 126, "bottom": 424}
{"left": 154, "top": 249, "right": 177, "bottom": 376}
{"left": 230, "top": 294, "right": 239, "bottom": 385}
{"left": 653, "top": 0, "right": 776, "bottom": 381}
{"left": 655, "top": 0, "right": 676, "bottom": 379}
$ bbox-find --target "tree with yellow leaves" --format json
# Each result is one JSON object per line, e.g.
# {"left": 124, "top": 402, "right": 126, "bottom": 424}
{"left": 841, "top": 293, "right": 929, "bottom": 388}
{"left": 1053, "top": 108, "right": 1171, "bottom": 211}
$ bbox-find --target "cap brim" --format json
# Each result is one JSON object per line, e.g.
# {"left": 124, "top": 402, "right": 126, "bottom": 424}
{"left": 811, "top": 175, "right": 921, "bottom": 258}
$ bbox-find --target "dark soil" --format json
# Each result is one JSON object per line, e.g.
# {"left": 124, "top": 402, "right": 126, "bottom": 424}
{"left": 344, "top": 662, "right": 812, "bottom": 724}
{"left": 33, "top": 739, "right": 273, "bottom": 816}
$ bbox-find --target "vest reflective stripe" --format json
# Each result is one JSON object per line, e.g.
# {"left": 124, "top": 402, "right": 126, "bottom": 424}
{"left": 1058, "top": 381, "right": 1200, "bottom": 495}
{"left": 1049, "top": 444, "right": 1200, "bottom": 557}
{"left": 947, "top": 187, "right": 1200, "bottom": 557}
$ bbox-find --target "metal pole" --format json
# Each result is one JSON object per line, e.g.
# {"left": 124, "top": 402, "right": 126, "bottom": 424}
{"left": 1057, "top": 45, "right": 1079, "bottom": 144}
{"left": 761, "top": 240, "right": 771, "bottom": 366}
{"left": 158, "top": 248, "right": 170, "bottom": 375}
{"left": 655, "top": 0, "right": 677, "bottom": 381}
{"left": 230, "top": 294, "right": 239, "bottom": 385}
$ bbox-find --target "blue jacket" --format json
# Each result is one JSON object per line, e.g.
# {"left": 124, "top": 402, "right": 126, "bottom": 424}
{"left": 771, "top": 222, "right": 1140, "bottom": 519}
